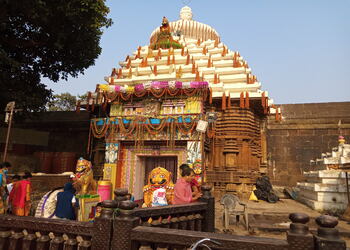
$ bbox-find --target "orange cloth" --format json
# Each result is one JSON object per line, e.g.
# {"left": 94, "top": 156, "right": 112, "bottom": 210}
{"left": 9, "top": 179, "right": 31, "bottom": 216}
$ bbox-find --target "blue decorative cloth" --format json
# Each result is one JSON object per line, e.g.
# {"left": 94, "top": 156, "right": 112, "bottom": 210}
{"left": 55, "top": 183, "right": 78, "bottom": 220}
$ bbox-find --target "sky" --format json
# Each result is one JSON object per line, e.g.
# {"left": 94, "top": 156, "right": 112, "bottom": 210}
{"left": 46, "top": 0, "right": 350, "bottom": 104}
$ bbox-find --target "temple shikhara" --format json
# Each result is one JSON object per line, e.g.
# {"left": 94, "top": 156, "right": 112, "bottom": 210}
{"left": 81, "top": 6, "right": 281, "bottom": 200}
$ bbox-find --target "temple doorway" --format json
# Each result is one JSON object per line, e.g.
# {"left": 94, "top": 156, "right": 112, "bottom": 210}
{"left": 133, "top": 155, "right": 178, "bottom": 202}
{"left": 144, "top": 156, "right": 178, "bottom": 185}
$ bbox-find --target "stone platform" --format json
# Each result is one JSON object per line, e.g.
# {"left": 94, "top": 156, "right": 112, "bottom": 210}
{"left": 297, "top": 170, "right": 349, "bottom": 214}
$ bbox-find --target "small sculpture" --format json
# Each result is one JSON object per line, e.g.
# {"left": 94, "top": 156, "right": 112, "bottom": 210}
{"left": 191, "top": 160, "right": 202, "bottom": 185}
{"left": 151, "top": 17, "right": 183, "bottom": 50}
{"left": 142, "top": 167, "right": 174, "bottom": 207}
{"left": 72, "top": 158, "right": 97, "bottom": 195}
{"left": 161, "top": 16, "right": 170, "bottom": 32}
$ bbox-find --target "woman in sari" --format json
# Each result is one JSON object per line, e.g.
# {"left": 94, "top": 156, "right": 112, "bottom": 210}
{"left": 9, "top": 171, "right": 32, "bottom": 216}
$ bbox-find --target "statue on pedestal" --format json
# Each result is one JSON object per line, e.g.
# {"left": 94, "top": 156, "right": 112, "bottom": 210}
{"left": 142, "top": 167, "right": 174, "bottom": 207}
{"left": 72, "top": 158, "right": 97, "bottom": 195}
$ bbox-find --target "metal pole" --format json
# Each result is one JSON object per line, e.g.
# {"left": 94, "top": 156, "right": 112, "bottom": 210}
{"left": 346, "top": 172, "right": 350, "bottom": 205}
{"left": 3, "top": 106, "right": 14, "bottom": 162}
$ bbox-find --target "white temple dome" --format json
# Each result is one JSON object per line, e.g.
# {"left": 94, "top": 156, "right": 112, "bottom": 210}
{"left": 150, "top": 6, "right": 220, "bottom": 43}
{"left": 180, "top": 6, "right": 193, "bottom": 20}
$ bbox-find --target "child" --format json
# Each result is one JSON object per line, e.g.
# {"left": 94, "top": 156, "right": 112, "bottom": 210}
{"left": 179, "top": 164, "right": 201, "bottom": 199}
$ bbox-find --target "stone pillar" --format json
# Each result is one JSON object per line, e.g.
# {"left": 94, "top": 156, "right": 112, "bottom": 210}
{"left": 91, "top": 200, "right": 118, "bottom": 250}
{"left": 112, "top": 200, "right": 139, "bottom": 250}
{"left": 199, "top": 184, "right": 215, "bottom": 232}
{"left": 314, "top": 215, "right": 346, "bottom": 250}
{"left": 286, "top": 213, "right": 314, "bottom": 250}
{"left": 114, "top": 188, "right": 129, "bottom": 207}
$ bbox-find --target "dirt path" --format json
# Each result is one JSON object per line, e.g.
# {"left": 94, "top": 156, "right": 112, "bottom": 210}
{"left": 214, "top": 198, "right": 350, "bottom": 247}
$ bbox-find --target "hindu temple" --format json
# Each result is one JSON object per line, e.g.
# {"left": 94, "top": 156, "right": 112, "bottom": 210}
{"left": 82, "top": 6, "right": 280, "bottom": 200}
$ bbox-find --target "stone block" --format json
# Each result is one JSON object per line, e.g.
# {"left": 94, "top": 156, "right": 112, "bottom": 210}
{"left": 299, "top": 189, "right": 348, "bottom": 203}
{"left": 303, "top": 170, "right": 346, "bottom": 178}
{"left": 297, "top": 182, "right": 348, "bottom": 192}
{"left": 298, "top": 196, "right": 347, "bottom": 213}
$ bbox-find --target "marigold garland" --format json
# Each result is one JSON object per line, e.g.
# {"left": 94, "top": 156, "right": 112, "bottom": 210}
{"left": 91, "top": 119, "right": 110, "bottom": 138}
{"left": 106, "top": 92, "right": 119, "bottom": 102}
{"left": 209, "top": 88, "right": 212, "bottom": 104}
{"left": 182, "top": 88, "right": 197, "bottom": 96}
{"left": 134, "top": 89, "right": 147, "bottom": 98}
{"left": 90, "top": 115, "right": 206, "bottom": 143}
{"left": 150, "top": 88, "right": 166, "bottom": 98}
{"left": 118, "top": 118, "right": 137, "bottom": 136}
{"left": 181, "top": 115, "right": 196, "bottom": 130}
{"left": 87, "top": 121, "right": 92, "bottom": 154}
{"left": 176, "top": 119, "right": 196, "bottom": 135}
{"left": 120, "top": 92, "right": 132, "bottom": 101}
{"left": 146, "top": 118, "right": 166, "bottom": 132}
{"left": 99, "top": 87, "right": 207, "bottom": 104}
{"left": 167, "top": 88, "right": 180, "bottom": 96}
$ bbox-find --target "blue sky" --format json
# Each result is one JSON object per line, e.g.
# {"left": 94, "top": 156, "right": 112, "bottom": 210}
{"left": 46, "top": 0, "right": 350, "bottom": 104}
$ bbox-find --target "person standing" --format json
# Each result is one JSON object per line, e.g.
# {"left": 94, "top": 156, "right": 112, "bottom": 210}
{"left": 54, "top": 182, "right": 79, "bottom": 220}
{"left": 0, "top": 162, "right": 11, "bottom": 214}
{"left": 9, "top": 171, "right": 32, "bottom": 216}
{"left": 173, "top": 167, "right": 201, "bottom": 205}
{"left": 6, "top": 174, "right": 20, "bottom": 214}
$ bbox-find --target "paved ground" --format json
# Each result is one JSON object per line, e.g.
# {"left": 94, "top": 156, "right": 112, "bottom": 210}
{"left": 214, "top": 198, "right": 350, "bottom": 247}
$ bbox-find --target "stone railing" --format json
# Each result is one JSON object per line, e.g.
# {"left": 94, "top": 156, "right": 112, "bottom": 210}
{"left": 0, "top": 185, "right": 347, "bottom": 250}
{"left": 0, "top": 215, "right": 94, "bottom": 250}
{"left": 110, "top": 185, "right": 215, "bottom": 249}
{"left": 131, "top": 185, "right": 214, "bottom": 232}
{"left": 0, "top": 199, "right": 116, "bottom": 250}
{"left": 130, "top": 213, "right": 347, "bottom": 250}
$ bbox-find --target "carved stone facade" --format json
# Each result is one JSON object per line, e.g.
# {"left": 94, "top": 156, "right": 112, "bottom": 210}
{"left": 206, "top": 107, "right": 266, "bottom": 197}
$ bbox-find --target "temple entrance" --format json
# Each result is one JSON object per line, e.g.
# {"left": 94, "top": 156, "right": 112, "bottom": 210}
{"left": 133, "top": 155, "right": 178, "bottom": 202}
{"left": 144, "top": 156, "right": 178, "bottom": 185}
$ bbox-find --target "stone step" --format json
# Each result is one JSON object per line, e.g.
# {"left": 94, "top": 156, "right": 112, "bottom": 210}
{"left": 298, "top": 196, "right": 347, "bottom": 213}
{"left": 298, "top": 189, "right": 348, "bottom": 203}
{"left": 304, "top": 177, "right": 350, "bottom": 185}
{"left": 297, "top": 182, "right": 348, "bottom": 192}
{"left": 303, "top": 170, "right": 347, "bottom": 178}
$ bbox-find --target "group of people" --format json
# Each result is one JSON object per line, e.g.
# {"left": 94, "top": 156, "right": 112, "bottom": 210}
{"left": 0, "top": 161, "right": 203, "bottom": 220}
{"left": 0, "top": 161, "right": 78, "bottom": 220}
{"left": 0, "top": 162, "right": 32, "bottom": 216}
{"left": 173, "top": 163, "right": 202, "bottom": 204}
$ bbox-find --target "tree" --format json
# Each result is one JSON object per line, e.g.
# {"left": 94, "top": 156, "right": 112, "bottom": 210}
{"left": 0, "top": 0, "right": 112, "bottom": 113}
{"left": 47, "top": 92, "right": 77, "bottom": 111}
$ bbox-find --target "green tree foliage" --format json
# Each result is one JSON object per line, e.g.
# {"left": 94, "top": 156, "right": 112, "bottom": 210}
{"left": 47, "top": 92, "right": 88, "bottom": 111}
{"left": 47, "top": 92, "right": 77, "bottom": 111}
{"left": 0, "top": 0, "right": 112, "bottom": 113}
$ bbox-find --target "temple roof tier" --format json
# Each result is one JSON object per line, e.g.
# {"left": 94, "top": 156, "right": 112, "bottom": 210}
{"left": 86, "top": 6, "right": 279, "bottom": 117}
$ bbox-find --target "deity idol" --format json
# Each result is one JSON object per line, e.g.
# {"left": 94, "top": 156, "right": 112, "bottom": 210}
{"left": 142, "top": 167, "right": 174, "bottom": 207}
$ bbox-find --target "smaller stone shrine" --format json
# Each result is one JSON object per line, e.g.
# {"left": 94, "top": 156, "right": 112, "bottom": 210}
{"left": 298, "top": 136, "right": 350, "bottom": 214}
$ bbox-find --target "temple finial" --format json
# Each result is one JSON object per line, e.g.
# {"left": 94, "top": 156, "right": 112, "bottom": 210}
{"left": 180, "top": 6, "right": 193, "bottom": 20}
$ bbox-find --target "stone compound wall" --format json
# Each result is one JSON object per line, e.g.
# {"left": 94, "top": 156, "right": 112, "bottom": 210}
{"left": 267, "top": 102, "right": 350, "bottom": 187}
{"left": 0, "top": 111, "right": 90, "bottom": 174}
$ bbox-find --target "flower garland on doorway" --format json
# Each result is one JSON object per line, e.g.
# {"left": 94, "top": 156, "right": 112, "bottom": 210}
{"left": 91, "top": 119, "right": 110, "bottom": 138}
{"left": 90, "top": 115, "right": 201, "bottom": 142}
{"left": 118, "top": 118, "right": 137, "bottom": 137}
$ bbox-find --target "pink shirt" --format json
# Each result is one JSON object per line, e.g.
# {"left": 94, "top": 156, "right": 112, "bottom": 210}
{"left": 173, "top": 178, "right": 192, "bottom": 205}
